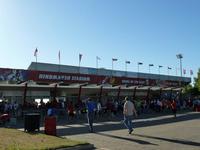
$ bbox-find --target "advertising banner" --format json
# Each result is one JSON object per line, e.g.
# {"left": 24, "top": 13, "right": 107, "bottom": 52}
{"left": 28, "top": 70, "right": 161, "bottom": 86}
{"left": 0, "top": 68, "right": 182, "bottom": 87}
{"left": 0, "top": 68, "right": 28, "bottom": 83}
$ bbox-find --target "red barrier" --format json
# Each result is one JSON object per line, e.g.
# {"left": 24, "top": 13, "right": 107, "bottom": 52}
{"left": 44, "top": 116, "right": 56, "bottom": 136}
{"left": 196, "top": 106, "right": 200, "bottom": 112}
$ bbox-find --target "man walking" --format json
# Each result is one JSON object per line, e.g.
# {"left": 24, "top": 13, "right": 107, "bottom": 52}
{"left": 86, "top": 98, "right": 96, "bottom": 132}
{"left": 123, "top": 97, "right": 137, "bottom": 134}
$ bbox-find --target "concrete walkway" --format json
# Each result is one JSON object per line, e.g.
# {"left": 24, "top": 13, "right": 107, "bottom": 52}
{"left": 56, "top": 112, "right": 200, "bottom": 150}
{"left": 15, "top": 111, "right": 200, "bottom": 150}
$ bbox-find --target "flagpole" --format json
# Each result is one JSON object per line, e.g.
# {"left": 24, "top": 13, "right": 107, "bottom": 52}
{"left": 96, "top": 57, "right": 98, "bottom": 69}
{"left": 79, "top": 59, "right": 80, "bottom": 74}
{"left": 111, "top": 58, "right": 118, "bottom": 77}
{"left": 112, "top": 59, "right": 115, "bottom": 76}
{"left": 149, "top": 65, "right": 150, "bottom": 73}
{"left": 125, "top": 61, "right": 128, "bottom": 76}
{"left": 36, "top": 55, "right": 37, "bottom": 70}
{"left": 125, "top": 62, "right": 127, "bottom": 73}
{"left": 96, "top": 57, "right": 98, "bottom": 75}
{"left": 112, "top": 60, "right": 113, "bottom": 71}
{"left": 79, "top": 54, "right": 82, "bottom": 74}
{"left": 34, "top": 48, "right": 38, "bottom": 71}
{"left": 35, "top": 55, "right": 37, "bottom": 71}
{"left": 59, "top": 58, "right": 60, "bottom": 72}
{"left": 112, "top": 59, "right": 113, "bottom": 76}
{"left": 59, "top": 54, "right": 60, "bottom": 66}
{"left": 137, "top": 63, "right": 139, "bottom": 85}
{"left": 58, "top": 51, "right": 61, "bottom": 72}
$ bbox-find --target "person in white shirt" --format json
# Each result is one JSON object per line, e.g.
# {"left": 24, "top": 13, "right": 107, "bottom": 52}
{"left": 123, "top": 97, "right": 137, "bottom": 134}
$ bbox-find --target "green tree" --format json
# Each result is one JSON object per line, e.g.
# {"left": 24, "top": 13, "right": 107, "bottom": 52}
{"left": 193, "top": 69, "right": 200, "bottom": 89}
{"left": 183, "top": 68, "right": 200, "bottom": 97}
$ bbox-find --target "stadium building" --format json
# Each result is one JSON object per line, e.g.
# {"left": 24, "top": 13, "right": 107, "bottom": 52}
{"left": 0, "top": 62, "right": 191, "bottom": 105}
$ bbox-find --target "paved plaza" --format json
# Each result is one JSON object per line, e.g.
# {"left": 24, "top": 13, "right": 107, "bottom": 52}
{"left": 15, "top": 111, "right": 200, "bottom": 150}
{"left": 55, "top": 112, "right": 200, "bottom": 150}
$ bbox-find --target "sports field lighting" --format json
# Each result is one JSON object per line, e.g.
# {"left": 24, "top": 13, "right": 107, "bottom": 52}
{"left": 112, "top": 58, "right": 118, "bottom": 76}
{"left": 149, "top": 64, "right": 154, "bottom": 73}
{"left": 125, "top": 60, "right": 131, "bottom": 75}
{"left": 137, "top": 62, "right": 143, "bottom": 73}
{"left": 158, "top": 65, "right": 163, "bottom": 74}
{"left": 176, "top": 53, "right": 183, "bottom": 77}
{"left": 167, "top": 67, "right": 172, "bottom": 75}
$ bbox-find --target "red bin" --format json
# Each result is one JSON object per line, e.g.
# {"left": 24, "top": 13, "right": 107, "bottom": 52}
{"left": 197, "top": 106, "right": 200, "bottom": 112}
{"left": 44, "top": 116, "right": 56, "bottom": 136}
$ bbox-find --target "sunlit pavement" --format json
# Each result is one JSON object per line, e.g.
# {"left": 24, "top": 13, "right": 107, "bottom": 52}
{"left": 58, "top": 112, "right": 200, "bottom": 150}
{"left": 16, "top": 112, "right": 200, "bottom": 150}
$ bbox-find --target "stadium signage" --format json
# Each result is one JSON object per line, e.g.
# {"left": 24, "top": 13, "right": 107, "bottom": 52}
{"left": 122, "top": 79, "right": 146, "bottom": 85}
{"left": 0, "top": 68, "right": 190, "bottom": 87}
{"left": 38, "top": 73, "right": 90, "bottom": 82}
{"left": 19, "top": 70, "right": 186, "bottom": 87}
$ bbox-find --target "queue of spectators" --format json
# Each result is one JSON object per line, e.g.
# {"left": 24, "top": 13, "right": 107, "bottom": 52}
{"left": 0, "top": 101, "right": 21, "bottom": 117}
{"left": 0, "top": 96, "right": 199, "bottom": 124}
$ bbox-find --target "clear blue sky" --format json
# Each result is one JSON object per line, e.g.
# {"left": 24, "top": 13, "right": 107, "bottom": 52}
{"left": 0, "top": 0, "right": 199, "bottom": 78}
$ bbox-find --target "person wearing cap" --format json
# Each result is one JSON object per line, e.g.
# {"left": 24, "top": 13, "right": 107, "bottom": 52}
{"left": 86, "top": 97, "right": 96, "bottom": 132}
{"left": 123, "top": 97, "right": 137, "bottom": 134}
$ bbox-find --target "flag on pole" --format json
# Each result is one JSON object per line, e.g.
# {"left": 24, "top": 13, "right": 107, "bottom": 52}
{"left": 190, "top": 69, "right": 193, "bottom": 75}
{"left": 34, "top": 48, "right": 38, "bottom": 57}
{"left": 79, "top": 53, "right": 82, "bottom": 63}
{"left": 126, "top": 61, "right": 130, "bottom": 64}
{"left": 184, "top": 69, "right": 186, "bottom": 74}
{"left": 112, "top": 58, "right": 118, "bottom": 61}
{"left": 96, "top": 56, "right": 101, "bottom": 60}
{"left": 58, "top": 50, "right": 60, "bottom": 62}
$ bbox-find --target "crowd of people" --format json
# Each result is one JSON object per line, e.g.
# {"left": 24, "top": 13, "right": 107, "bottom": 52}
{"left": 0, "top": 96, "right": 199, "bottom": 132}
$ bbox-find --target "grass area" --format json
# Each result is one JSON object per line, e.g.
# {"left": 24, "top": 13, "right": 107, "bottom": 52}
{"left": 0, "top": 128, "right": 88, "bottom": 150}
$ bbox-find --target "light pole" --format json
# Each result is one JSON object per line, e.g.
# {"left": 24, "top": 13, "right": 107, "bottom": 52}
{"left": 138, "top": 62, "right": 143, "bottom": 73}
{"left": 137, "top": 62, "right": 143, "bottom": 85}
{"left": 176, "top": 54, "right": 183, "bottom": 77}
{"left": 158, "top": 65, "right": 163, "bottom": 75}
{"left": 158, "top": 65, "right": 163, "bottom": 85}
{"left": 112, "top": 58, "right": 118, "bottom": 76}
{"left": 96, "top": 56, "right": 101, "bottom": 75}
{"left": 167, "top": 67, "right": 172, "bottom": 75}
{"left": 125, "top": 60, "right": 130, "bottom": 76}
{"left": 149, "top": 64, "right": 154, "bottom": 73}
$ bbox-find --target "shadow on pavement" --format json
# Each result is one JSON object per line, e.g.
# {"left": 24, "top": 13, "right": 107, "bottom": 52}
{"left": 96, "top": 132, "right": 158, "bottom": 146}
{"left": 135, "top": 112, "right": 200, "bottom": 129}
{"left": 134, "top": 133, "right": 200, "bottom": 147}
{"left": 56, "top": 112, "right": 200, "bottom": 136}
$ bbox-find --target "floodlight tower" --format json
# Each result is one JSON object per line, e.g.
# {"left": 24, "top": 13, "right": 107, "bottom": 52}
{"left": 176, "top": 54, "right": 183, "bottom": 77}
